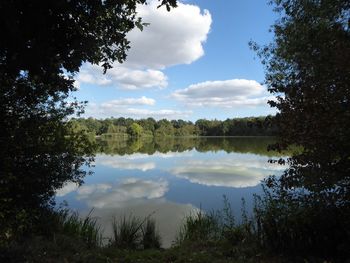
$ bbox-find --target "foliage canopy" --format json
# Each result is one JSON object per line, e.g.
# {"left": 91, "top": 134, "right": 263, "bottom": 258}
{"left": 252, "top": 0, "right": 350, "bottom": 258}
{"left": 0, "top": 0, "right": 177, "bottom": 243}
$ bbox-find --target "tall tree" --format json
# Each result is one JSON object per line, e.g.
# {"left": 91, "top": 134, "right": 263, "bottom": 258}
{"left": 252, "top": 0, "right": 350, "bottom": 257}
{"left": 0, "top": 0, "right": 177, "bottom": 243}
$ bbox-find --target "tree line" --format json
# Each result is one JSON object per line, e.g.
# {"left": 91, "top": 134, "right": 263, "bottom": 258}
{"left": 97, "top": 136, "right": 282, "bottom": 156}
{"left": 70, "top": 115, "right": 278, "bottom": 138}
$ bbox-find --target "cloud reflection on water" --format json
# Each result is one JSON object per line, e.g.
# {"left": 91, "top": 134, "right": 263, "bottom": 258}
{"left": 56, "top": 182, "right": 79, "bottom": 197}
{"left": 90, "top": 200, "right": 197, "bottom": 248}
{"left": 56, "top": 138, "right": 288, "bottom": 247}
{"left": 57, "top": 177, "right": 197, "bottom": 248}
{"left": 76, "top": 178, "right": 168, "bottom": 208}
{"left": 96, "top": 155, "right": 156, "bottom": 171}
{"left": 171, "top": 156, "right": 286, "bottom": 188}
{"left": 123, "top": 151, "right": 193, "bottom": 160}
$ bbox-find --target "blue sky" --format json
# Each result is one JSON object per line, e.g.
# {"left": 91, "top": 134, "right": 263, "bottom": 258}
{"left": 74, "top": 0, "right": 278, "bottom": 121}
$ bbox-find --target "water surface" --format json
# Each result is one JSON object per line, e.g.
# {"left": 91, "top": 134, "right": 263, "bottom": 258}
{"left": 56, "top": 137, "right": 285, "bottom": 247}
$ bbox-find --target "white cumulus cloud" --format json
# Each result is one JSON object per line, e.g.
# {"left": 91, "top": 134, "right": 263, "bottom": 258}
{"left": 107, "top": 67, "right": 168, "bottom": 90}
{"left": 76, "top": 67, "right": 112, "bottom": 86}
{"left": 125, "top": 0, "right": 212, "bottom": 69}
{"left": 84, "top": 102, "right": 192, "bottom": 120}
{"left": 172, "top": 79, "right": 274, "bottom": 108}
{"left": 101, "top": 96, "right": 155, "bottom": 107}
{"left": 74, "top": 1, "right": 211, "bottom": 90}
{"left": 75, "top": 64, "right": 167, "bottom": 90}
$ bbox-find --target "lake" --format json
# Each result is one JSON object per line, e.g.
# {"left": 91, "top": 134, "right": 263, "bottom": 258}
{"left": 55, "top": 136, "right": 286, "bottom": 247}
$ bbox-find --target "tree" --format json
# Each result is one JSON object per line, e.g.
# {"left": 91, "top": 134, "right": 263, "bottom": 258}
{"left": 0, "top": 0, "right": 177, "bottom": 243}
{"left": 195, "top": 119, "right": 210, "bottom": 136}
{"left": 155, "top": 119, "right": 175, "bottom": 137}
{"left": 252, "top": 0, "right": 350, "bottom": 257}
{"left": 137, "top": 118, "right": 156, "bottom": 133}
{"left": 107, "top": 123, "right": 118, "bottom": 134}
{"left": 127, "top": 123, "right": 143, "bottom": 137}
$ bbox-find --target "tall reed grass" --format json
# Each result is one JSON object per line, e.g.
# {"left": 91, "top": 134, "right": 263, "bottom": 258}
{"left": 110, "top": 213, "right": 161, "bottom": 249}
{"left": 176, "top": 196, "right": 256, "bottom": 247}
{"left": 51, "top": 208, "right": 102, "bottom": 248}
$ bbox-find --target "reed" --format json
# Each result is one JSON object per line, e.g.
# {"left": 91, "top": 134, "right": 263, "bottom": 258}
{"left": 111, "top": 213, "right": 161, "bottom": 249}
{"left": 53, "top": 208, "right": 102, "bottom": 248}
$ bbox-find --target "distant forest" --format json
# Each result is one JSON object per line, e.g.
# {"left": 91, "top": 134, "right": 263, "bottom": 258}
{"left": 70, "top": 115, "right": 277, "bottom": 137}
{"left": 97, "top": 137, "right": 285, "bottom": 157}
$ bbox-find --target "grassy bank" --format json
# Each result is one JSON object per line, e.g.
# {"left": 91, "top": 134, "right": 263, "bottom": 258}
{"left": 0, "top": 208, "right": 270, "bottom": 263}
{"left": 2, "top": 196, "right": 344, "bottom": 263}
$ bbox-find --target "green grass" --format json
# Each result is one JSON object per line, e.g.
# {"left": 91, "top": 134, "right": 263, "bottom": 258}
{"left": 176, "top": 210, "right": 221, "bottom": 244}
{"left": 141, "top": 218, "right": 161, "bottom": 249}
{"left": 110, "top": 213, "right": 161, "bottom": 249}
{"left": 53, "top": 208, "right": 102, "bottom": 248}
{"left": 1, "top": 199, "right": 343, "bottom": 263}
{"left": 111, "top": 214, "right": 142, "bottom": 249}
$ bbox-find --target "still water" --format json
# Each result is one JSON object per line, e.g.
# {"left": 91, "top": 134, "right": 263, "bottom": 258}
{"left": 56, "top": 137, "right": 285, "bottom": 247}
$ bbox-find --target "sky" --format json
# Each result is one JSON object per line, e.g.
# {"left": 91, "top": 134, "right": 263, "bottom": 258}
{"left": 73, "top": 0, "right": 278, "bottom": 121}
